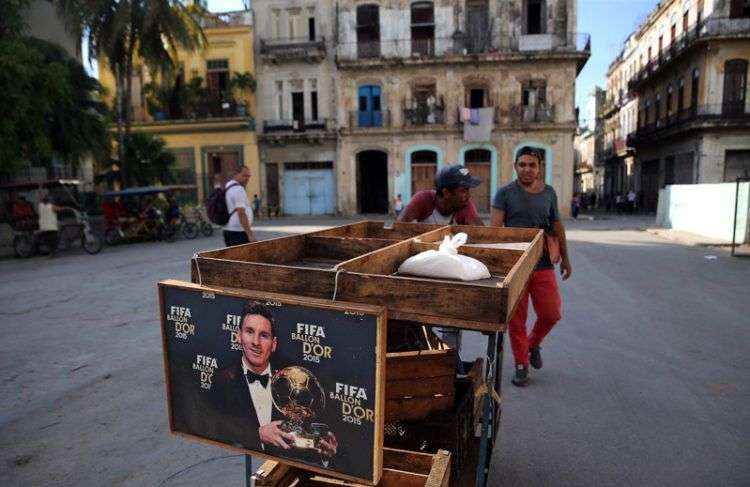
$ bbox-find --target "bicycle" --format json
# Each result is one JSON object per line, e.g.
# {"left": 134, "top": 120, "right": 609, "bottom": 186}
{"left": 14, "top": 209, "right": 102, "bottom": 257}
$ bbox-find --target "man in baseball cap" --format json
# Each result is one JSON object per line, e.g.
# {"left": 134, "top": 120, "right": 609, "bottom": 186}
{"left": 397, "top": 164, "right": 484, "bottom": 225}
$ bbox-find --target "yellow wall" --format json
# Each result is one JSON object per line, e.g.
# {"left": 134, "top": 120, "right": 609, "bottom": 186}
{"left": 137, "top": 126, "right": 260, "bottom": 202}
{"left": 99, "top": 23, "right": 256, "bottom": 121}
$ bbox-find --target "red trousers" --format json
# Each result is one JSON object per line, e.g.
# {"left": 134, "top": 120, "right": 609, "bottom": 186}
{"left": 509, "top": 269, "right": 562, "bottom": 366}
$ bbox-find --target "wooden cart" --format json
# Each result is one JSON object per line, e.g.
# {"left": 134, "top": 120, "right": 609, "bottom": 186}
{"left": 189, "top": 221, "right": 543, "bottom": 486}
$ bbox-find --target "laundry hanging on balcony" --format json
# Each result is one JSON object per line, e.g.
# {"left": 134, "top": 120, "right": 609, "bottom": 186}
{"left": 463, "top": 107, "right": 493, "bottom": 142}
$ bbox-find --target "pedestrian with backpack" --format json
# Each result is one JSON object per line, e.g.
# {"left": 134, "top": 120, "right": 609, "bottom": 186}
{"left": 206, "top": 166, "right": 256, "bottom": 246}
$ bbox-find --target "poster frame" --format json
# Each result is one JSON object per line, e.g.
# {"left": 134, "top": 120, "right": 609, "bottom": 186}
{"left": 158, "top": 279, "right": 387, "bottom": 485}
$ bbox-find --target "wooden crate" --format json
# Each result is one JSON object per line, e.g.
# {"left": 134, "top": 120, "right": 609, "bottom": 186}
{"left": 192, "top": 221, "right": 543, "bottom": 331}
{"left": 384, "top": 360, "right": 483, "bottom": 483}
{"left": 253, "top": 447, "right": 451, "bottom": 487}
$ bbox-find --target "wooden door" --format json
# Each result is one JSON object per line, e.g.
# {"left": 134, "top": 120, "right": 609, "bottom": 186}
{"left": 411, "top": 164, "right": 436, "bottom": 196}
{"left": 465, "top": 162, "right": 491, "bottom": 212}
{"left": 208, "top": 151, "right": 240, "bottom": 189}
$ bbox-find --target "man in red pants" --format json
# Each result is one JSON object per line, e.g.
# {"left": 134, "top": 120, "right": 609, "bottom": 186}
{"left": 491, "top": 146, "right": 572, "bottom": 386}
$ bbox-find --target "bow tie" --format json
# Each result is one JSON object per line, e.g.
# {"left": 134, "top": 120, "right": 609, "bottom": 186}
{"left": 246, "top": 370, "right": 270, "bottom": 387}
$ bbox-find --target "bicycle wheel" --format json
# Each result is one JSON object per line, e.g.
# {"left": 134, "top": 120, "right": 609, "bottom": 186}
{"left": 81, "top": 234, "right": 103, "bottom": 254}
{"left": 14, "top": 234, "right": 36, "bottom": 258}
{"left": 200, "top": 222, "right": 214, "bottom": 237}
{"left": 182, "top": 222, "right": 199, "bottom": 239}
{"left": 104, "top": 228, "right": 122, "bottom": 246}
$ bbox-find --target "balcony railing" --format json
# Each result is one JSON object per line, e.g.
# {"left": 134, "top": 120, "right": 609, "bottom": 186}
{"left": 403, "top": 101, "right": 446, "bottom": 126}
{"left": 259, "top": 36, "right": 326, "bottom": 61}
{"left": 509, "top": 104, "right": 556, "bottom": 123}
{"left": 347, "top": 110, "right": 391, "bottom": 129}
{"left": 337, "top": 33, "right": 590, "bottom": 62}
{"left": 262, "top": 118, "right": 334, "bottom": 134}
{"left": 146, "top": 100, "right": 251, "bottom": 122}
{"left": 629, "top": 17, "right": 750, "bottom": 89}
{"left": 630, "top": 103, "right": 750, "bottom": 140}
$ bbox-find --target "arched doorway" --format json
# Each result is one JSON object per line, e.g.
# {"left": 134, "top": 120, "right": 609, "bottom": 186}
{"left": 464, "top": 149, "right": 491, "bottom": 212}
{"left": 410, "top": 150, "right": 438, "bottom": 196}
{"left": 357, "top": 150, "right": 388, "bottom": 213}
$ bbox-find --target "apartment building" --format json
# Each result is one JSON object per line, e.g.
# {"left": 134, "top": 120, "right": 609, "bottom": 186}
{"left": 252, "top": 0, "right": 338, "bottom": 215}
{"left": 333, "top": 0, "right": 589, "bottom": 216}
{"left": 601, "top": 0, "right": 750, "bottom": 212}
{"left": 99, "top": 11, "right": 260, "bottom": 203}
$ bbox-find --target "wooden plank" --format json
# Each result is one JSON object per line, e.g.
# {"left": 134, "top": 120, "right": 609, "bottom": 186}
{"left": 386, "top": 375, "right": 454, "bottom": 399}
{"left": 382, "top": 448, "right": 434, "bottom": 474}
{"left": 388, "top": 310, "right": 503, "bottom": 333}
{"left": 385, "top": 395, "right": 454, "bottom": 422}
{"left": 386, "top": 349, "right": 455, "bottom": 381}
{"left": 424, "top": 451, "right": 451, "bottom": 487}
{"left": 198, "top": 234, "right": 305, "bottom": 264}
{"left": 337, "top": 273, "right": 503, "bottom": 324}
{"left": 379, "top": 469, "right": 428, "bottom": 487}
{"left": 305, "top": 236, "right": 398, "bottom": 261}
{"left": 309, "top": 221, "right": 371, "bottom": 238}
{"left": 191, "top": 258, "right": 335, "bottom": 298}
{"left": 338, "top": 239, "right": 413, "bottom": 275}
{"left": 442, "top": 224, "right": 540, "bottom": 243}
{"left": 501, "top": 229, "right": 544, "bottom": 324}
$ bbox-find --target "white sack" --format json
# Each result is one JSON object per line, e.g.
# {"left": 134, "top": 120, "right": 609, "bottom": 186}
{"left": 398, "top": 233, "right": 491, "bottom": 281}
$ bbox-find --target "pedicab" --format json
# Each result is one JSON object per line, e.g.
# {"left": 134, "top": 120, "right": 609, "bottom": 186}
{"left": 0, "top": 179, "right": 102, "bottom": 257}
{"left": 101, "top": 185, "right": 199, "bottom": 245}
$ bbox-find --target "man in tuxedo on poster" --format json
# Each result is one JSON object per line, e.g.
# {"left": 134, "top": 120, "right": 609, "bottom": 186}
{"left": 212, "top": 301, "right": 337, "bottom": 462}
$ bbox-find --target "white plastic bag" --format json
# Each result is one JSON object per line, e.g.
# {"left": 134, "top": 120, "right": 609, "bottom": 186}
{"left": 398, "top": 233, "right": 491, "bottom": 281}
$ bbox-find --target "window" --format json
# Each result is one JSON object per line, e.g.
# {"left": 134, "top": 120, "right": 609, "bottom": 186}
{"left": 645, "top": 99, "right": 651, "bottom": 124}
{"left": 357, "top": 5, "right": 380, "bottom": 58}
{"left": 308, "top": 17, "right": 316, "bottom": 41}
{"left": 206, "top": 59, "right": 229, "bottom": 98}
{"left": 466, "top": 0, "right": 489, "bottom": 53}
{"left": 288, "top": 13, "right": 297, "bottom": 38}
{"left": 724, "top": 150, "right": 750, "bottom": 181}
{"left": 655, "top": 93, "right": 662, "bottom": 125}
{"left": 671, "top": 24, "right": 676, "bottom": 44}
{"left": 691, "top": 68, "right": 700, "bottom": 112}
{"left": 272, "top": 10, "right": 281, "bottom": 38}
{"left": 411, "top": 2, "right": 435, "bottom": 56}
{"left": 524, "top": 0, "right": 546, "bottom": 35}
{"left": 683, "top": 11, "right": 689, "bottom": 32}
{"left": 666, "top": 85, "right": 673, "bottom": 117}
{"left": 468, "top": 87, "right": 488, "bottom": 108}
{"left": 275, "top": 81, "right": 284, "bottom": 119}
{"left": 678, "top": 77, "right": 685, "bottom": 112}
{"left": 730, "top": 0, "right": 750, "bottom": 18}
{"left": 522, "top": 79, "right": 547, "bottom": 107}
{"left": 658, "top": 35, "right": 663, "bottom": 55}
{"left": 648, "top": 46, "right": 652, "bottom": 61}
{"left": 722, "top": 59, "right": 748, "bottom": 115}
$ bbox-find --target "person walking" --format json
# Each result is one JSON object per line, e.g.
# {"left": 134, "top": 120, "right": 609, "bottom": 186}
{"left": 571, "top": 193, "right": 581, "bottom": 219}
{"left": 491, "top": 146, "right": 572, "bottom": 387}
{"left": 223, "top": 166, "right": 256, "bottom": 246}
{"left": 37, "top": 195, "right": 64, "bottom": 257}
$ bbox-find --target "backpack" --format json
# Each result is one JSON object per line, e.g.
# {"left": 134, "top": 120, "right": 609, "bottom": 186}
{"left": 205, "top": 182, "right": 240, "bottom": 225}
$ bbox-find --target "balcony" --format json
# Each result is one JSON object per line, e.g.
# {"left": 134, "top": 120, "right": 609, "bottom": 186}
{"left": 262, "top": 118, "right": 334, "bottom": 133}
{"left": 336, "top": 32, "right": 590, "bottom": 66}
{"left": 403, "top": 100, "right": 446, "bottom": 127}
{"left": 347, "top": 110, "right": 391, "bottom": 130}
{"left": 629, "top": 17, "right": 750, "bottom": 90}
{"left": 259, "top": 37, "right": 326, "bottom": 63}
{"left": 629, "top": 103, "right": 750, "bottom": 143}
{"left": 143, "top": 100, "right": 252, "bottom": 122}
{"left": 508, "top": 104, "right": 556, "bottom": 123}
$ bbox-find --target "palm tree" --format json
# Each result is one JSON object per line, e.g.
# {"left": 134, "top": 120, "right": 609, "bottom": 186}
{"left": 57, "top": 0, "right": 206, "bottom": 186}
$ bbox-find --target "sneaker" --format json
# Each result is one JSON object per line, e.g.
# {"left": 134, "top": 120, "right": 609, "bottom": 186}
{"left": 529, "top": 347, "right": 543, "bottom": 370}
{"left": 511, "top": 364, "right": 529, "bottom": 387}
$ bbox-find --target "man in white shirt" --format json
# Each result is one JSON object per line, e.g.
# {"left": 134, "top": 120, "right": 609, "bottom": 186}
{"left": 223, "top": 166, "right": 256, "bottom": 246}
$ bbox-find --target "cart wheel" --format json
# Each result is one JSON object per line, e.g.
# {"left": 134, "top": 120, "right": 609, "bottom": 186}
{"left": 182, "top": 222, "right": 199, "bottom": 239}
{"left": 82, "top": 234, "right": 103, "bottom": 254}
{"left": 13, "top": 234, "right": 36, "bottom": 258}
{"left": 104, "top": 228, "right": 122, "bottom": 246}
{"left": 200, "top": 222, "right": 214, "bottom": 237}
{"left": 160, "top": 224, "right": 178, "bottom": 242}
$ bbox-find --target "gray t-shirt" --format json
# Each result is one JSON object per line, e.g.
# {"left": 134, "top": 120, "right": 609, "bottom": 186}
{"left": 492, "top": 181, "right": 560, "bottom": 270}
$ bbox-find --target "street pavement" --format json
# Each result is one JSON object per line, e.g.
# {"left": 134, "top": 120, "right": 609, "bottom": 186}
{"left": 0, "top": 214, "right": 748, "bottom": 486}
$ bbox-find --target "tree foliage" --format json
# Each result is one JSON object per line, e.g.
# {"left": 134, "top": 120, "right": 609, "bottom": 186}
{"left": 0, "top": 3, "right": 110, "bottom": 176}
{"left": 97, "top": 132, "right": 176, "bottom": 187}
{"left": 57, "top": 0, "right": 207, "bottom": 186}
